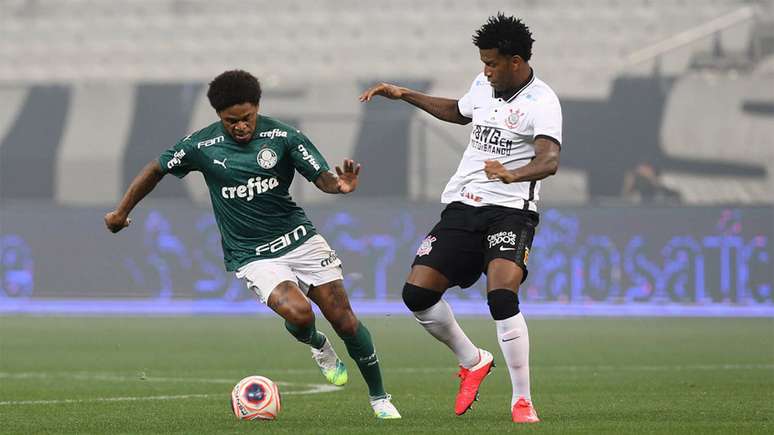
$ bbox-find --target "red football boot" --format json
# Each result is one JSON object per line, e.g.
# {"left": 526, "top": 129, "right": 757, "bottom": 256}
{"left": 454, "top": 349, "right": 494, "bottom": 415}
{"left": 511, "top": 396, "right": 540, "bottom": 423}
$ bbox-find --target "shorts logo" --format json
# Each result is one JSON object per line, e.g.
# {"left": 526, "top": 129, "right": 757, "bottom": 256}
{"left": 320, "top": 251, "right": 339, "bottom": 267}
{"left": 416, "top": 235, "right": 436, "bottom": 257}
{"left": 523, "top": 246, "right": 530, "bottom": 265}
{"left": 488, "top": 231, "right": 517, "bottom": 248}
{"left": 257, "top": 148, "right": 278, "bottom": 169}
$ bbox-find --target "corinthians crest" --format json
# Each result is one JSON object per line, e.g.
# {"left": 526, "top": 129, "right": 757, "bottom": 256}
{"left": 416, "top": 235, "right": 437, "bottom": 257}
{"left": 504, "top": 108, "right": 523, "bottom": 129}
{"left": 257, "top": 148, "right": 278, "bottom": 169}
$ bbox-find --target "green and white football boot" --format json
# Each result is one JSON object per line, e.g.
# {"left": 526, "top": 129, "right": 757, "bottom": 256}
{"left": 370, "top": 394, "right": 401, "bottom": 419}
{"left": 311, "top": 334, "right": 348, "bottom": 386}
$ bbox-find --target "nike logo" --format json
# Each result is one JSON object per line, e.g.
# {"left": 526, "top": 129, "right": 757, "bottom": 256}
{"left": 502, "top": 336, "right": 521, "bottom": 342}
{"left": 213, "top": 158, "right": 227, "bottom": 169}
{"left": 473, "top": 106, "right": 482, "bottom": 110}
{"left": 499, "top": 246, "right": 516, "bottom": 251}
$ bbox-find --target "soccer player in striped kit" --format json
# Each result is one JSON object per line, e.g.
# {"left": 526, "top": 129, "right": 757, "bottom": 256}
{"left": 360, "top": 13, "right": 562, "bottom": 423}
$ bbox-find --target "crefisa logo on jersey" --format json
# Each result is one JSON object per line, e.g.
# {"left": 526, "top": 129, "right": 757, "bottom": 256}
{"left": 258, "top": 129, "right": 288, "bottom": 139}
{"left": 167, "top": 149, "right": 186, "bottom": 169}
{"left": 257, "top": 148, "right": 278, "bottom": 169}
{"left": 416, "top": 236, "right": 436, "bottom": 257}
{"left": 297, "top": 144, "right": 321, "bottom": 171}
{"left": 504, "top": 109, "right": 523, "bottom": 129}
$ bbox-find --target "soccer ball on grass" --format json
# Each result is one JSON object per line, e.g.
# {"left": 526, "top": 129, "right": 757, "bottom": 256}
{"left": 230, "top": 375, "right": 281, "bottom": 420}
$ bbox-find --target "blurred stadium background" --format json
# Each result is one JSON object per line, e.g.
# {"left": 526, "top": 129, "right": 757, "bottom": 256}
{"left": 1, "top": 0, "right": 771, "bottom": 316}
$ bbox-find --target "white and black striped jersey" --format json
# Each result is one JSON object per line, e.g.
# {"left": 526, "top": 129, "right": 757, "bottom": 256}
{"left": 440, "top": 71, "right": 562, "bottom": 211}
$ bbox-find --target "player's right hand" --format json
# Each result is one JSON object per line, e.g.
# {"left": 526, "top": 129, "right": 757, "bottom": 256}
{"left": 104, "top": 210, "right": 132, "bottom": 233}
{"left": 359, "top": 83, "right": 404, "bottom": 102}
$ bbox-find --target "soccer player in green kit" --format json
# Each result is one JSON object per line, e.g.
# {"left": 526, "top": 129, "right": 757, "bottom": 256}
{"left": 104, "top": 70, "right": 400, "bottom": 419}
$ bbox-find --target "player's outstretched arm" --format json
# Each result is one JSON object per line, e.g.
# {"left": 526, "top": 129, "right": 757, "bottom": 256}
{"left": 484, "top": 137, "right": 560, "bottom": 184}
{"left": 359, "top": 83, "right": 471, "bottom": 125}
{"left": 314, "top": 159, "right": 361, "bottom": 194}
{"left": 104, "top": 160, "right": 165, "bottom": 233}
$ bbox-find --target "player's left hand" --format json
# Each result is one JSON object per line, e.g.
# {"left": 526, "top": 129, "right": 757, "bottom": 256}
{"left": 484, "top": 160, "right": 514, "bottom": 184}
{"left": 104, "top": 210, "right": 132, "bottom": 233}
{"left": 335, "top": 159, "right": 361, "bottom": 193}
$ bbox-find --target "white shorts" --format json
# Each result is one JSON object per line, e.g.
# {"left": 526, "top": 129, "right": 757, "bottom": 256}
{"left": 235, "top": 234, "right": 343, "bottom": 304}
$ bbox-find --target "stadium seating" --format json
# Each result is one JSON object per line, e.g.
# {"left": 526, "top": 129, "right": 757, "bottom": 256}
{"left": 1, "top": 0, "right": 769, "bottom": 206}
{"left": 0, "top": 0, "right": 750, "bottom": 95}
{"left": 660, "top": 56, "right": 774, "bottom": 204}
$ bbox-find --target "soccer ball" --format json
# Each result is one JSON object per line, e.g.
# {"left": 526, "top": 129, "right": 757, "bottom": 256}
{"left": 230, "top": 375, "right": 281, "bottom": 420}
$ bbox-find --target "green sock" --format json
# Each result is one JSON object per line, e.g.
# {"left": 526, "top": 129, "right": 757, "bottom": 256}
{"left": 284, "top": 319, "right": 327, "bottom": 350}
{"left": 340, "top": 321, "right": 386, "bottom": 398}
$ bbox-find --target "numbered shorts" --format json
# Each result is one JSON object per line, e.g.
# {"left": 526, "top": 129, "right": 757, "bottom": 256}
{"left": 235, "top": 235, "right": 343, "bottom": 304}
{"left": 413, "top": 202, "right": 539, "bottom": 288}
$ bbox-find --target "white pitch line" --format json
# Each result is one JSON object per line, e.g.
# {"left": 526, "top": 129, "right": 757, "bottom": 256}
{"left": 1, "top": 363, "right": 771, "bottom": 384}
{"left": 0, "top": 372, "right": 238, "bottom": 384}
{"left": 1, "top": 364, "right": 771, "bottom": 406}
{"left": 0, "top": 394, "right": 216, "bottom": 406}
{"left": 0, "top": 372, "right": 341, "bottom": 406}
{"left": 0, "top": 385, "right": 340, "bottom": 407}
{"left": 0, "top": 372, "right": 344, "bottom": 390}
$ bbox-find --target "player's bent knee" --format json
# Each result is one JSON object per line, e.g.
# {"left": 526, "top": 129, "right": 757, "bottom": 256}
{"left": 286, "top": 303, "right": 315, "bottom": 327}
{"left": 402, "top": 283, "right": 443, "bottom": 312}
{"left": 487, "top": 288, "right": 520, "bottom": 320}
{"left": 332, "top": 312, "right": 359, "bottom": 336}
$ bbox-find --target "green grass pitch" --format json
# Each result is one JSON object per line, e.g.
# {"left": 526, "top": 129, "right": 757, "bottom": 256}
{"left": 1, "top": 316, "right": 772, "bottom": 434}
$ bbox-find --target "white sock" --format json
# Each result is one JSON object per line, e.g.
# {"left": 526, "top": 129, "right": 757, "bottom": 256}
{"left": 495, "top": 312, "right": 531, "bottom": 407}
{"left": 413, "top": 299, "right": 480, "bottom": 368}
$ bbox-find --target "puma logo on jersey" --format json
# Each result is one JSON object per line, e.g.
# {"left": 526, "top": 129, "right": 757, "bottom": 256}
{"left": 213, "top": 158, "right": 227, "bottom": 169}
{"left": 221, "top": 177, "right": 279, "bottom": 201}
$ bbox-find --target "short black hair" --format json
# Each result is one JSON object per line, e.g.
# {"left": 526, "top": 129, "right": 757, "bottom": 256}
{"left": 473, "top": 13, "right": 534, "bottom": 61}
{"left": 207, "top": 70, "right": 262, "bottom": 112}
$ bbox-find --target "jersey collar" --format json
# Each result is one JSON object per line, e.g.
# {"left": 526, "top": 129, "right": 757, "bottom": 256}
{"left": 493, "top": 68, "right": 535, "bottom": 103}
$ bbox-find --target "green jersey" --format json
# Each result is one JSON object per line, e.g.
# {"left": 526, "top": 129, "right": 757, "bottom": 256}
{"left": 158, "top": 116, "right": 330, "bottom": 271}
